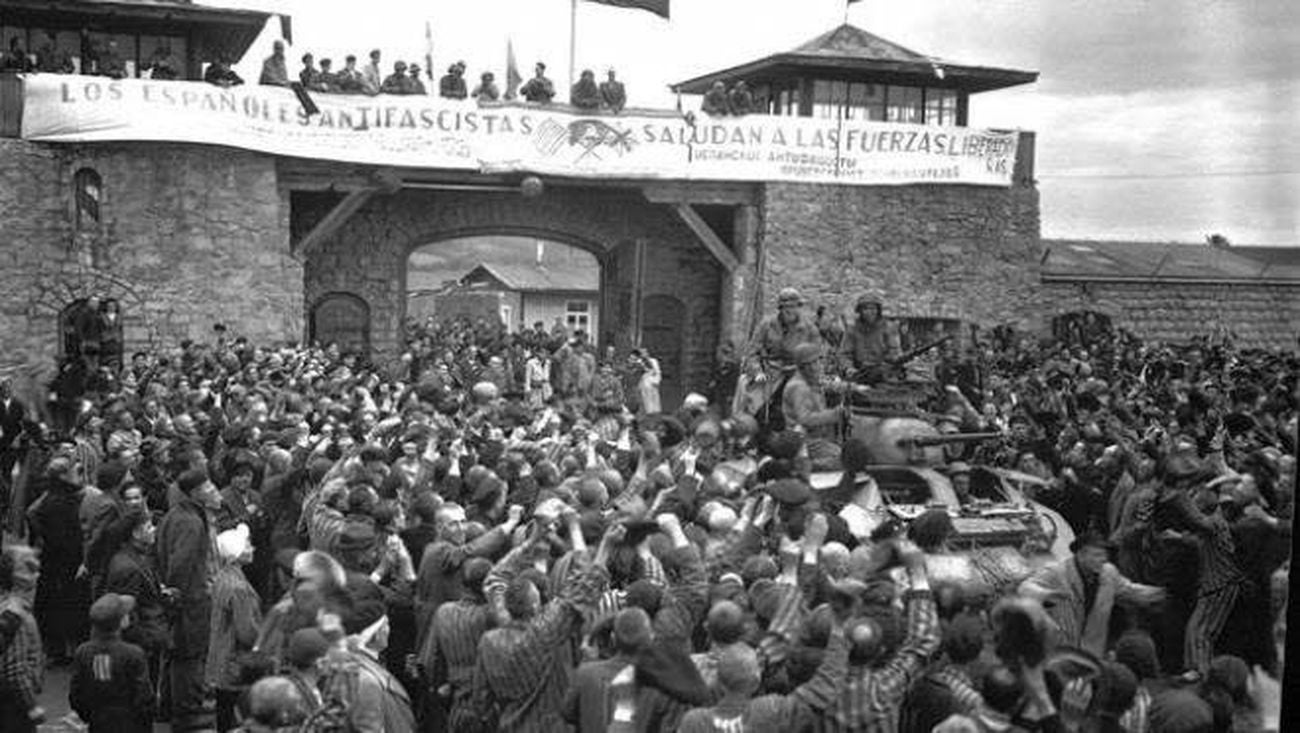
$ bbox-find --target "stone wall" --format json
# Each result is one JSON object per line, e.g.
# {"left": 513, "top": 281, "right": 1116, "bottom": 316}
{"left": 0, "top": 139, "right": 301, "bottom": 385}
{"left": 1041, "top": 279, "right": 1300, "bottom": 350}
{"left": 757, "top": 181, "right": 1040, "bottom": 338}
{"left": 301, "top": 186, "right": 723, "bottom": 393}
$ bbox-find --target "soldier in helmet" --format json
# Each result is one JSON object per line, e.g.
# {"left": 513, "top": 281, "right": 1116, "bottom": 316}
{"left": 746, "top": 288, "right": 822, "bottom": 377}
{"left": 840, "top": 295, "right": 899, "bottom": 384}
{"left": 736, "top": 287, "right": 821, "bottom": 417}
{"left": 781, "top": 342, "right": 848, "bottom": 470}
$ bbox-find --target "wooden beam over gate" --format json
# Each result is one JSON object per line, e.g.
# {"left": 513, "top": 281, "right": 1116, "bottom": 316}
{"left": 642, "top": 181, "right": 758, "bottom": 206}
{"left": 672, "top": 203, "right": 739, "bottom": 272}
{"left": 294, "top": 188, "right": 376, "bottom": 257}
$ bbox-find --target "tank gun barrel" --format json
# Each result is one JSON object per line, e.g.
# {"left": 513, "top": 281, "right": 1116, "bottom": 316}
{"left": 897, "top": 431, "right": 1004, "bottom": 448}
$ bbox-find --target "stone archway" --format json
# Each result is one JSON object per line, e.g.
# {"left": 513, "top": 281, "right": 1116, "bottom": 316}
{"left": 301, "top": 185, "right": 725, "bottom": 392}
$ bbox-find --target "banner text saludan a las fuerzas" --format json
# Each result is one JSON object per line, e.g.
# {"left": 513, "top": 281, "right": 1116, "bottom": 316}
{"left": 21, "top": 76, "right": 1020, "bottom": 187}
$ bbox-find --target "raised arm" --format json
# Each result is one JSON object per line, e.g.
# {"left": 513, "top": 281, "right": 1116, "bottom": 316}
{"left": 650, "top": 514, "right": 708, "bottom": 652}
{"left": 872, "top": 540, "right": 941, "bottom": 706}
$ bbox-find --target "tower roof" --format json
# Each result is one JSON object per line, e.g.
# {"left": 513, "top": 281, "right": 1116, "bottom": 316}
{"left": 671, "top": 24, "right": 1036, "bottom": 94}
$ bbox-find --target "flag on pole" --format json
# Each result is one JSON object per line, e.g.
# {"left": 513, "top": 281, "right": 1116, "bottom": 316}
{"left": 424, "top": 21, "right": 434, "bottom": 80}
{"left": 505, "top": 39, "right": 522, "bottom": 100}
{"left": 582, "top": 0, "right": 669, "bottom": 19}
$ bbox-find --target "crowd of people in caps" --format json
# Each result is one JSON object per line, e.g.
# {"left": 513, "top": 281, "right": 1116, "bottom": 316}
{"left": 0, "top": 287, "right": 1292, "bottom": 732}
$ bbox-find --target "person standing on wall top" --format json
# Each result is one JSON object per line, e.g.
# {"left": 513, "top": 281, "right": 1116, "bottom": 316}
{"left": 336, "top": 55, "right": 364, "bottom": 93}
{"left": 298, "top": 53, "right": 320, "bottom": 89}
{"left": 600, "top": 69, "right": 626, "bottom": 112}
{"left": 570, "top": 69, "right": 601, "bottom": 109}
{"left": 727, "top": 81, "right": 754, "bottom": 115}
{"left": 361, "top": 49, "right": 382, "bottom": 95}
{"left": 259, "top": 39, "right": 289, "bottom": 87}
{"left": 701, "top": 81, "right": 729, "bottom": 116}
{"left": 381, "top": 61, "right": 411, "bottom": 95}
{"left": 520, "top": 62, "right": 555, "bottom": 104}
{"left": 35, "top": 33, "right": 74, "bottom": 74}
{"left": 472, "top": 71, "right": 500, "bottom": 101}
{"left": 407, "top": 64, "right": 428, "bottom": 95}
{"left": 440, "top": 61, "right": 468, "bottom": 99}
{"left": 2, "top": 37, "right": 33, "bottom": 73}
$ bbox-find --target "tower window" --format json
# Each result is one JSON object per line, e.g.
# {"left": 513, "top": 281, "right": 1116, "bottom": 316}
{"left": 74, "top": 167, "right": 102, "bottom": 227}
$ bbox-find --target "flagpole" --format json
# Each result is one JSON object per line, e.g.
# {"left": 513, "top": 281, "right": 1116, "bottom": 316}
{"left": 569, "top": 0, "right": 578, "bottom": 93}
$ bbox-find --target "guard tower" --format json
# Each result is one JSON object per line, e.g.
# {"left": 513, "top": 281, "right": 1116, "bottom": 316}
{"left": 671, "top": 24, "right": 1036, "bottom": 126}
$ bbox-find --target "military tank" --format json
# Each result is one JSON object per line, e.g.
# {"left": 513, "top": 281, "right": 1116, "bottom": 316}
{"left": 808, "top": 392, "right": 1074, "bottom": 595}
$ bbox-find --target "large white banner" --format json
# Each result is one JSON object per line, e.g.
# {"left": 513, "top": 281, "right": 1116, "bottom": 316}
{"left": 20, "top": 76, "right": 1020, "bottom": 186}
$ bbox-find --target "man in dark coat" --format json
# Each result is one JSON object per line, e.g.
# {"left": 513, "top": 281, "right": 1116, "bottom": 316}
{"left": 157, "top": 467, "right": 221, "bottom": 732}
{"left": 103, "top": 510, "right": 171, "bottom": 692}
{"left": 27, "top": 456, "right": 87, "bottom": 664}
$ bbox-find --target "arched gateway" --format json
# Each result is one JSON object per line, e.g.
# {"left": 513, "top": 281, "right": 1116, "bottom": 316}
{"left": 295, "top": 183, "right": 738, "bottom": 393}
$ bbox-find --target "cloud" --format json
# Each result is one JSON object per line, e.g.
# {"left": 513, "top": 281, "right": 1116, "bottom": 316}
{"left": 235, "top": 0, "right": 1298, "bottom": 245}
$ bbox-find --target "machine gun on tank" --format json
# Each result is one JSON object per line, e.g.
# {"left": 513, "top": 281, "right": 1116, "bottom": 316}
{"left": 849, "top": 334, "right": 953, "bottom": 385}
{"left": 888, "top": 334, "right": 954, "bottom": 369}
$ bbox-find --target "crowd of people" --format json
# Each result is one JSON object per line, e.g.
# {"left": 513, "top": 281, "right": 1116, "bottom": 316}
{"left": 251, "top": 41, "right": 628, "bottom": 111}
{"left": 0, "top": 289, "right": 1292, "bottom": 732}
{"left": 0, "top": 33, "right": 632, "bottom": 111}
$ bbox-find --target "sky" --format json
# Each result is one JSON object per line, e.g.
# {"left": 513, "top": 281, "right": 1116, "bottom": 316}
{"left": 221, "top": 0, "right": 1299, "bottom": 246}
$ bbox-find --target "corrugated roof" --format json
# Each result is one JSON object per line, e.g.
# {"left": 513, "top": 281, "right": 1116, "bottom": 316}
{"left": 1042, "top": 239, "right": 1300, "bottom": 282}
{"left": 672, "top": 23, "right": 1036, "bottom": 95}
{"left": 1232, "top": 246, "right": 1300, "bottom": 279}
{"left": 461, "top": 263, "right": 598, "bottom": 293}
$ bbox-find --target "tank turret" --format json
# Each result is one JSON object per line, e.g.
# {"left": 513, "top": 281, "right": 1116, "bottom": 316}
{"left": 846, "top": 409, "right": 1001, "bottom": 468}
